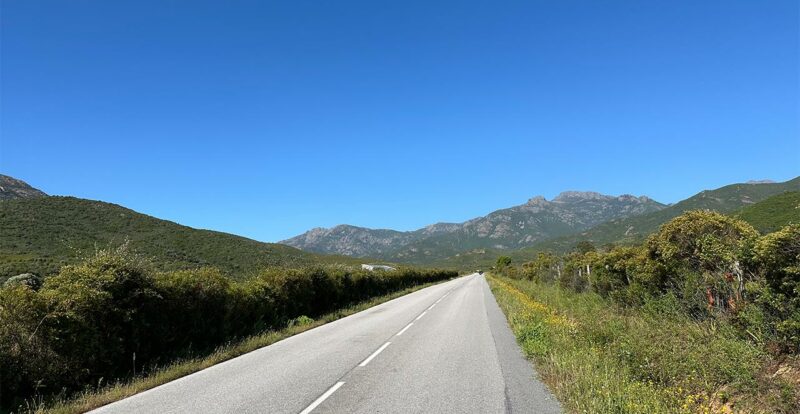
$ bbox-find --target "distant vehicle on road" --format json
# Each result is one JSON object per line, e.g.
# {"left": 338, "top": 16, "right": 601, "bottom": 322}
{"left": 477, "top": 270, "right": 484, "bottom": 275}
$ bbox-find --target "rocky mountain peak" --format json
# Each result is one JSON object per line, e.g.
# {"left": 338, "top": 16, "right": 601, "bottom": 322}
{"left": 618, "top": 194, "right": 652, "bottom": 203}
{"left": 526, "top": 195, "right": 548, "bottom": 206}
{"left": 552, "top": 191, "right": 608, "bottom": 202}
{"left": 0, "top": 174, "right": 47, "bottom": 200}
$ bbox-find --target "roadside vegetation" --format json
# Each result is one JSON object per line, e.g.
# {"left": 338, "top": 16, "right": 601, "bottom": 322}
{"left": 0, "top": 247, "right": 456, "bottom": 412}
{"left": 490, "top": 210, "right": 800, "bottom": 413}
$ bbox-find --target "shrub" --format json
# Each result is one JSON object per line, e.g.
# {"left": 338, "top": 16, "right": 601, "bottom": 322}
{"left": 0, "top": 248, "right": 456, "bottom": 411}
{"left": 590, "top": 246, "right": 645, "bottom": 299}
{"left": 0, "top": 284, "right": 62, "bottom": 410}
{"left": 522, "top": 252, "right": 559, "bottom": 283}
{"left": 645, "top": 211, "right": 759, "bottom": 313}
{"left": 750, "top": 224, "right": 800, "bottom": 349}
{"left": 518, "top": 213, "right": 800, "bottom": 352}
{"left": 38, "top": 246, "right": 162, "bottom": 387}
{"left": 559, "top": 251, "right": 597, "bottom": 292}
{"left": 496, "top": 256, "right": 512, "bottom": 269}
{"left": 647, "top": 210, "right": 758, "bottom": 276}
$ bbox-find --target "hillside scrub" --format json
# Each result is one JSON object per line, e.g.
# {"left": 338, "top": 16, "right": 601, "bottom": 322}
{"left": 494, "top": 210, "right": 800, "bottom": 412}
{"left": 736, "top": 191, "right": 800, "bottom": 234}
{"left": 488, "top": 275, "right": 794, "bottom": 413}
{"left": 0, "top": 247, "right": 456, "bottom": 411}
{"left": 0, "top": 196, "right": 363, "bottom": 281}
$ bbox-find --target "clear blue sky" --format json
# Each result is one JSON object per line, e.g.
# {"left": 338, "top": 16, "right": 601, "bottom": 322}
{"left": 1, "top": 0, "right": 798, "bottom": 242}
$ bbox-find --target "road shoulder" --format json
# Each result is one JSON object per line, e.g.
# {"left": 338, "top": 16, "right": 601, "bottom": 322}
{"left": 481, "top": 276, "right": 562, "bottom": 413}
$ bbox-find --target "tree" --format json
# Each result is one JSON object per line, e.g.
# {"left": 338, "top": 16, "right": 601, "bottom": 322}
{"left": 750, "top": 224, "right": 800, "bottom": 348}
{"left": 752, "top": 224, "right": 800, "bottom": 297}
{"left": 574, "top": 241, "right": 596, "bottom": 254}
{"left": 496, "top": 256, "right": 512, "bottom": 269}
{"left": 522, "top": 252, "right": 559, "bottom": 283}
{"left": 646, "top": 210, "right": 759, "bottom": 312}
{"left": 647, "top": 210, "right": 758, "bottom": 274}
{"left": 590, "top": 246, "right": 646, "bottom": 297}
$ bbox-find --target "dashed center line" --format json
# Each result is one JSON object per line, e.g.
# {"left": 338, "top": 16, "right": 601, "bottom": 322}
{"left": 359, "top": 342, "right": 391, "bottom": 367}
{"left": 396, "top": 322, "right": 414, "bottom": 336}
{"left": 299, "top": 287, "right": 458, "bottom": 413}
{"left": 299, "top": 381, "right": 345, "bottom": 414}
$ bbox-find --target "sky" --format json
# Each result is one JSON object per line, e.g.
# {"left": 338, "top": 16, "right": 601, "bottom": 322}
{"left": 1, "top": 0, "right": 798, "bottom": 242}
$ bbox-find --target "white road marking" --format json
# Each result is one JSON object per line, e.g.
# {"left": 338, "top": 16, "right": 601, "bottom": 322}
{"left": 396, "top": 322, "right": 413, "bottom": 336}
{"left": 428, "top": 303, "right": 436, "bottom": 310}
{"left": 359, "top": 342, "right": 391, "bottom": 367}
{"left": 415, "top": 311, "right": 427, "bottom": 321}
{"left": 299, "top": 381, "right": 345, "bottom": 414}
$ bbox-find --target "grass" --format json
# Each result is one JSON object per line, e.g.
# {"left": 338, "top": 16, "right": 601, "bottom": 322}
{"left": 487, "top": 274, "right": 797, "bottom": 414}
{"left": 29, "top": 279, "right": 447, "bottom": 414}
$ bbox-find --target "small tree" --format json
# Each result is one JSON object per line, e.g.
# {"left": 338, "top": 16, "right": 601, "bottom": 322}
{"left": 751, "top": 224, "right": 800, "bottom": 348}
{"left": 574, "top": 241, "right": 596, "bottom": 254}
{"left": 648, "top": 210, "right": 758, "bottom": 274}
{"left": 591, "top": 246, "right": 642, "bottom": 297}
{"left": 646, "top": 210, "right": 759, "bottom": 312}
{"left": 522, "top": 252, "right": 559, "bottom": 283}
{"left": 496, "top": 256, "right": 512, "bottom": 269}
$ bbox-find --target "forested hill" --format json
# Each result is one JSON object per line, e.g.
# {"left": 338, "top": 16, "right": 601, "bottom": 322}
{"left": 0, "top": 196, "right": 362, "bottom": 280}
{"left": 735, "top": 191, "right": 800, "bottom": 233}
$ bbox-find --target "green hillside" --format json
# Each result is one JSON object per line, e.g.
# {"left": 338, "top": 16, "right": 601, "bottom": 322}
{"left": 735, "top": 191, "right": 800, "bottom": 233}
{"left": 0, "top": 196, "right": 362, "bottom": 280}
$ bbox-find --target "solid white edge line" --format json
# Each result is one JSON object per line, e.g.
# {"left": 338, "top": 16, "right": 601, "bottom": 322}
{"left": 299, "top": 381, "right": 345, "bottom": 414}
{"left": 415, "top": 310, "right": 427, "bottom": 321}
{"left": 428, "top": 303, "right": 436, "bottom": 310}
{"left": 396, "top": 322, "right": 413, "bottom": 336}
{"left": 358, "top": 342, "right": 391, "bottom": 367}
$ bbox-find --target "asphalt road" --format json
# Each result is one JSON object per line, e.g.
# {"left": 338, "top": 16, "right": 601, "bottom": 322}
{"left": 92, "top": 274, "right": 561, "bottom": 413}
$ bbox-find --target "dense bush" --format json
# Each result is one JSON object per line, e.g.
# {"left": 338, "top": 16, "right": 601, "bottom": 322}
{"left": 515, "top": 210, "right": 800, "bottom": 352}
{"left": 749, "top": 224, "right": 800, "bottom": 350}
{"left": 521, "top": 252, "right": 559, "bottom": 283}
{"left": 0, "top": 247, "right": 456, "bottom": 410}
{"left": 589, "top": 246, "right": 647, "bottom": 303}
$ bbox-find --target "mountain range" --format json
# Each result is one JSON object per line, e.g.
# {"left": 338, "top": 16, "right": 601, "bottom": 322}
{"left": 497, "top": 176, "right": 800, "bottom": 265}
{"left": 284, "top": 177, "right": 800, "bottom": 267}
{"left": 2, "top": 174, "right": 798, "bottom": 278}
{"left": 282, "top": 191, "right": 665, "bottom": 261}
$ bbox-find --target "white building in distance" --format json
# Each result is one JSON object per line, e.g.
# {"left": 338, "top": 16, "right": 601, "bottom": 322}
{"left": 361, "top": 264, "right": 396, "bottom": 271}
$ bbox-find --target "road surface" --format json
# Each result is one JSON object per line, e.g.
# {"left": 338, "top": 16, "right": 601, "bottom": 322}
{"left": 92, "top": 274, "right": 561, "bottom": 413}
